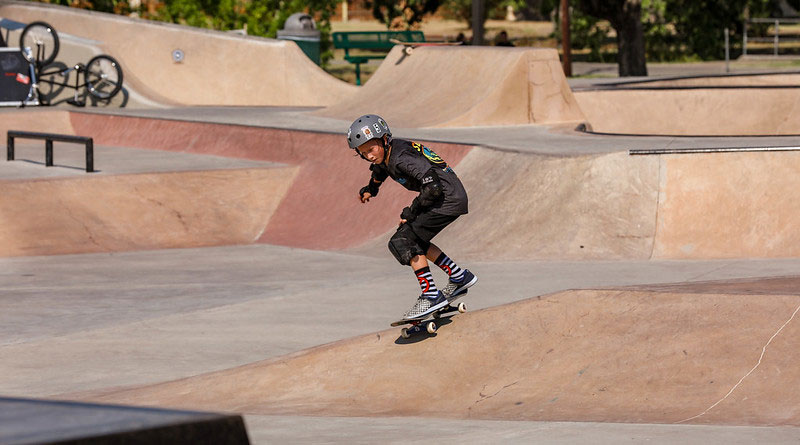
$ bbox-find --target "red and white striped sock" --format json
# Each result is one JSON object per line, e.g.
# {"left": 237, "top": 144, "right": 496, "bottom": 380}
{"left": 414, "top": 266, "right": 439, "bottom": 299}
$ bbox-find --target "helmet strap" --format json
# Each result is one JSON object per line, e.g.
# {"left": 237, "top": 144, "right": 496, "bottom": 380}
{"left": 381, "top": 136, "right": 392, "bottom": 164}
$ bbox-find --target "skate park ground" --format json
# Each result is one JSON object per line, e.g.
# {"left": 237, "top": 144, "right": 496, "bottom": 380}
{"left": 4, "top": 2, "right": 800, "bottom": 443}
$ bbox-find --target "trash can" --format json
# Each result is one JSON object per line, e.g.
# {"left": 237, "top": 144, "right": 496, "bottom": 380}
{"left": 277, "top": 13, "right": 321, "bottom": 65}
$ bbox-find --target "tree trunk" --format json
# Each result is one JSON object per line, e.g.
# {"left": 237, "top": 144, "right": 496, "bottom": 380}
{"left": 613, "top": 1, "right": 647, "bottom": 76}
{"left": 576, "top": 0, "right": 647, "bottom": 77}
{"left": 472, "top": 0, "right": 485, "bottom": 45}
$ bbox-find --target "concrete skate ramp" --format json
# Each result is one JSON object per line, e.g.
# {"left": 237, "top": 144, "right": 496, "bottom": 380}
{"left": 652, "top": 150, "right": 800, "bottom": 259}
{"left": 0, "top": 111, "right": 472, "bottom": 255}
{"left": 1, "top": 397, "right": 249, "bottom": 445}
{"left": 0, "top": 168, "right": 296, "bottom": 256}
{"left": 72, "top": 277, "right": 800, "bottom": 425}
{"left": 430, "top": 149, "right": 660, "bottom": 260}
{"left": 317, "top": 46, "right": 586, "bottom": 128}
{"left": 599, "top": 72, "right": 800, "bottom": 89}
{"left": 364, "top": 147, "right": 800, "bottom": 261}
{"left": 6, "top": 111, "right": 800, "bottom": 259}
{"left": 0, "top": 110, "right": 75, "bottom": 136}
{"left": 64, "top": 113, "right": 473, "bottom": 250}
{"left": 575, "top": 73, "right": 800, "bottom": 135}
{"left": 632, "top": 275, "right": 800, "bottom": 295}
{"left": 0, "top": 1, "right": 356, "bottom": 106}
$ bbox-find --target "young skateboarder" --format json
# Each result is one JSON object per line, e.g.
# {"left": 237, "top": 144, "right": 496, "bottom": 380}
{"left": 347, "top": 114, "right": 477, "bottom": 319}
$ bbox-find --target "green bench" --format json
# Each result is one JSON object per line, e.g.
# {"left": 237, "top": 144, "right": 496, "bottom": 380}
{"left": 332, "top": 30, "right": 425, "bottom": 85}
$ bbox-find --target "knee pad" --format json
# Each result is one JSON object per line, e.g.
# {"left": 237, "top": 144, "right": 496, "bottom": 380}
{"left": 388, "top": 225, "right": 426, "bottom": 265}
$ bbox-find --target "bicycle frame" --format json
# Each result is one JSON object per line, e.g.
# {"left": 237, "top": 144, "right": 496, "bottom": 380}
{"left": 36, "top": 63, "right": 92, "bottom": 104}
{"left": 22, "top": 48, "right": 39, "bottom": 105}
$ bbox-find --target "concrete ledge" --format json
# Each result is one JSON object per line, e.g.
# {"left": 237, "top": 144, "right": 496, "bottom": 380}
{"left": 0, "top": 396, "right": 249, "bottom": 444}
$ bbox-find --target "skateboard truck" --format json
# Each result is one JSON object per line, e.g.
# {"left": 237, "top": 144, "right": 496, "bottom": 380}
{"left": 397, "top": 301, "right": 467, "bottom": 339}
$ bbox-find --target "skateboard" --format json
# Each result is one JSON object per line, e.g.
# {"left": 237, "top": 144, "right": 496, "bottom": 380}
{"left": 391, "top": 299, "right": 467, "bottom": 338}
{"left": 389, "top": 39, "right": 464, "bottom": 56}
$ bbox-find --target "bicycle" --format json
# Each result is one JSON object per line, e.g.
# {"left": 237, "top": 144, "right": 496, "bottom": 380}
{"left": 19, "top": 21, "right": 124, "bottom": 106}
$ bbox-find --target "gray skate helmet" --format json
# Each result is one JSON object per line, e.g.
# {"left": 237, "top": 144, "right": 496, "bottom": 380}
{"left": 347, "top": 114, "right": 391, "bottom": 151}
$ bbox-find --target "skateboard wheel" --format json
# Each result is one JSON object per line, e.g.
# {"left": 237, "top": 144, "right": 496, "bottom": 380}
{"left": 401, "top": 328, "right": 411, "bottom": 339}
{"left": 426, "top": 321, "right": 437, "bottom": 334}
{"left": 403, "top": 47, "right": 413, "bottom": 56}
{"left": 458, "top": 302, "right": 467, "bottom": 313}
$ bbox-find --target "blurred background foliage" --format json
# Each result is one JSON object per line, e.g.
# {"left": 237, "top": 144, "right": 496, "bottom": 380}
{"left": 23, "top": 0, "right": 794, "bottom": 67}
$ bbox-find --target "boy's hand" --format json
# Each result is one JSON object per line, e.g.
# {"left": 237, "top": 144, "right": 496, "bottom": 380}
{"left": 399, "top": 206, "right": 415, "bottom": 226}
{"left": 359, "top": 183, "right": 380, "bottom": 203}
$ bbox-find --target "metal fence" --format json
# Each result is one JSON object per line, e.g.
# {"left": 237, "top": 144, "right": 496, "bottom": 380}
{"left": 743, "top": 17, "right": 800, "bottom": 56}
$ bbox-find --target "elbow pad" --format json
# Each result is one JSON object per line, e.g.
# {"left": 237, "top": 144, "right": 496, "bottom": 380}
{"left": 413, "top": 168, "right": 444, "bottom": 210}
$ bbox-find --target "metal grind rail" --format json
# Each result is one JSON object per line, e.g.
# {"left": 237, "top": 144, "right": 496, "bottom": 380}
{"left": 7, "top": 130, "right": 94, "bottom": 172}
{"left": 630, "top": 146, "right": 800, "bottom": 156}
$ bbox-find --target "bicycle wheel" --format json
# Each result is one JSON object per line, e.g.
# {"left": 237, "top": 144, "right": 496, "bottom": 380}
{"left": 85, "top": 54, "right": 123, "bottom": 100}
{"left": 19, "top": 21, "right": 59, "bottom": 67}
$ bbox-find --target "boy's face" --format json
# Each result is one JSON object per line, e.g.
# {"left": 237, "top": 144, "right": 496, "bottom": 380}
{"left": 357, "top": 138, "right": 385, "bottom": 164}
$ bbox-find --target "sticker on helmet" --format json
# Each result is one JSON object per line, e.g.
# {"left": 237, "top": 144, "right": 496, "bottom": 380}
{"left": 361, "top": 126, "right": 372, "bottom": 138}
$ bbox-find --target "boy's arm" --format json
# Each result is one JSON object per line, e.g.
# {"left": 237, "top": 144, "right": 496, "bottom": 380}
{"left": 400, "top": 167, "right": 443, "bottom": 222}
{"left": 392, "top": 150, "right": 444, "bottom": 222}
{"left": 359, "top": 165, "right": 388, "bottom": 203}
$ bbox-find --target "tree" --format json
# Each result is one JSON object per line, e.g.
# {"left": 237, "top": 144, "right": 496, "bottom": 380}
{"left": 575, "top": 0, "right": 647, "bottom": 76}
{"left": 660, "top": 0, "right": 774, "bottom": 60}
{"left": 42, "top": 0, "right": 131, "bottom": 15}
{"left": 440, "top": 0, "right": 504, "bottom": 25}
{"left": 550, "top": 2, "right": 609, "bottom": 63}
{"left": 366, "top": 0, "right": 442, "bottom": 29}
{"left": 545, "top": 0, "right": 777, "bottom": 72}
{"left": 138, "top": 0, "right": 339, "bottom": 65}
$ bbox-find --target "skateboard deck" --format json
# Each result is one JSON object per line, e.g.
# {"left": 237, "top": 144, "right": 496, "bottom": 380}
{"left": 389, "top": 39, "right": 464, "bottom": 56}
{"left": 391, "top": 298, "right": 467, "bottom": 338}
{"left": 389, "top": 38, "right": 464, "bottom": 47}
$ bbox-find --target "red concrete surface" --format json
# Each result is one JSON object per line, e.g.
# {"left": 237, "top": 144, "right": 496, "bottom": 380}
{"left": 68, "top": 113, "right": 473, "bottom": 250}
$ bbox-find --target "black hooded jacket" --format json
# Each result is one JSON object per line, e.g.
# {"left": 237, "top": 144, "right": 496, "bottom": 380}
{"left": 368, "top": 138, "right": 468, "bottom": 216}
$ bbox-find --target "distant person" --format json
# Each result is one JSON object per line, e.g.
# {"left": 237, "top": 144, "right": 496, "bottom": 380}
{"left": 494, "top": 30, "right": 514, "bottom": 47}
{"left": 347, "top": 114, "right": 477, "bottom": 320}
{"left": 455, "top": 32, "right": 470, "bottom": 45}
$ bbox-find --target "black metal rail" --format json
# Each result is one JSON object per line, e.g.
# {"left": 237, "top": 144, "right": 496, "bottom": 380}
{"left": 7, "top": 130, "right": 94, "bottom": 172}
{"left": 630, "top": 146, "right": 800, "bottom": 155}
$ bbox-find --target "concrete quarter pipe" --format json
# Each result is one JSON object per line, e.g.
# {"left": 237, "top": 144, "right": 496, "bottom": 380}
{"left": 0, "top": 1, "right": 356, "bottom": 107}
{"left": 317, "top": 45, "right": 587, "bottom": 128}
